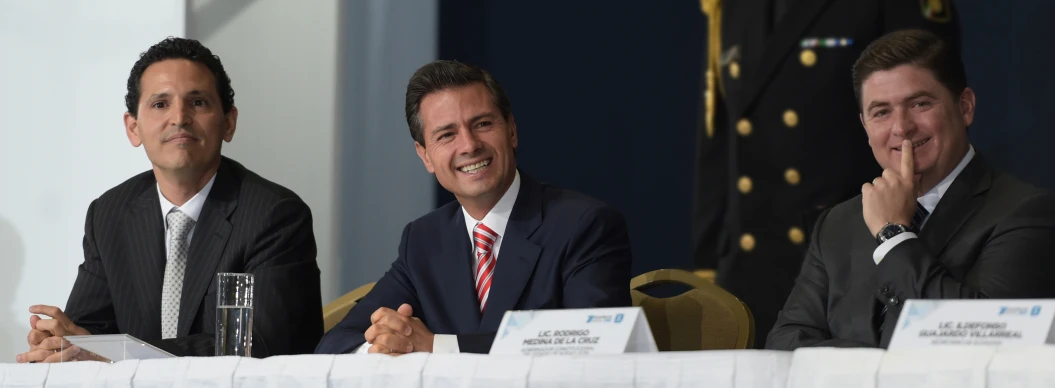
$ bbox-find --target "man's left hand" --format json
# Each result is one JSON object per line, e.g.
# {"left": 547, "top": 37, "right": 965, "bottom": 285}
{"left": 364, "top": 304, "right": 434, "bottom": 354}
{"left": 862, "top": 139, "right": 919, "bottom": 237}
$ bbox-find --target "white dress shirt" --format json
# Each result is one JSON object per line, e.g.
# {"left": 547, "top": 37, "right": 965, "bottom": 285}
{"left": 157, "top": 173, "right": 217, "bottom": 256}
{"left": 356, "top": 171, "right": 522, "bottom": 355}
{"left": 873, "top": 145, "right": 975, "bottom": 264}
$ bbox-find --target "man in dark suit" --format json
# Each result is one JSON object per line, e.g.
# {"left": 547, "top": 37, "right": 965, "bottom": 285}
{"left": 15, "top": 37, "right": 323, "bottom": 362}
{"left": 315, "top": 60, "right": 632, "bottom": 355}
{"left": 694, "top": 0, "right": 962, "bottom": 347}
{"left": 766, "top": 29, "right": 1055, "bottom": 350}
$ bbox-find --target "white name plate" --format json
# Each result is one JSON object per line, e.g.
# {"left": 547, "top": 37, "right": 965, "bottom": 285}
{"left": 889, "top": 299, "right": 1055, "bottom": 349}
{"left": 489, "top": 307, "right": 658, "bottom": 356}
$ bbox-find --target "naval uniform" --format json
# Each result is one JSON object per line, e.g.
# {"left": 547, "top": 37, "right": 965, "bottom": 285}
{"left": 693, "top": 0, "right": 961, "bottom": 348}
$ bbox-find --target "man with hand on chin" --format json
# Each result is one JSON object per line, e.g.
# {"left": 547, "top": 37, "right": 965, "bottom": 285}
{"left": 315, "top": 60, "right": 632, "bottom": 355}
{"left": 767, "top": 29, "right": 1055, "bottom": 350}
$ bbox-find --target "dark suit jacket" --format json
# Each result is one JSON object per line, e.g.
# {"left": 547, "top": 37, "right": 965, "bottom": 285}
{"left": 767, "top": 154, "right": 1055, "bottom": 350}
{"left": 64, "top": 157, "right": 323, "bottom": 357}
{"left": 315, "top": 174, "right": 632, "bottom": 354}
{"left": 693, "top": 0, "right": 961, "bottom": 347}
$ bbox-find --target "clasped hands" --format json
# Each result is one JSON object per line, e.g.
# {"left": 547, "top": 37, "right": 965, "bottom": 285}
{"left": 862, "top": 139, "right": 920, "bottom": 237}
{"left": 15, "top": 305, "right": 91, "bottom": 363}
{"left": 364, "top": 303, "right": 434, "bottom": 355}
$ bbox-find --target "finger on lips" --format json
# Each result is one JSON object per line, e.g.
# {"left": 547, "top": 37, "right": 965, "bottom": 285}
{"left": 902, "top": 139, "right": 915, "bottom": 178}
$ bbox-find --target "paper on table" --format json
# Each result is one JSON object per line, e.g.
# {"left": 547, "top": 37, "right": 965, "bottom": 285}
{"left": 470, "top": 355, "right": 532, "bottom": 388}
{"left": 878, "top": 346, "right": 996, "bottom": 388}
{"left": 422, "top": 353, "right": 481, "bottom": 388}
{"left": 42, "top": 361, "right": 104, "bottom": 388}
{"left": 786, "top": 347, "right": 884, "bottom": 388}
{"left": 634, "top": 351, "right": 735, "bottom": 388}
{"left": 132, "top": 358, "right": 192, "bottom": 388}
{"left": 2, "top": 362, "right": 48, "bottom": 387}
{"left": 92, "top": 359, "right": 139, "bottom": 387}
{"left": 330, "top": 353, "right": 429, "bottom": 388}
{"left": 987, "top": 345, "right": 1055, "bottom": 388}
{"left": 734, "top": 350, "right": 793, "bottom": 388}
{"left": 183, "top": 356, "right": 243, "bottom": 388}
{"left": 233, "top": 355, "right": 335, "bottom": 388}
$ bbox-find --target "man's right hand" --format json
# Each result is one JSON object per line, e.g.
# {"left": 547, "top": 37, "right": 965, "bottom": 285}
{"left": 16, "top": 305, "right": 90, "bottom": 363}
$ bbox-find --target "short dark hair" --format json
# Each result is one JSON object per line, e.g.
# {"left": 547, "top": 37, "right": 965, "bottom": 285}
{"left": 852, "top": 29, "right": 967, "bottom": 109}
{"left": 405, "top": 60, "right": 512, "bottom": 145}
{"left": 125, "top": 37, "right": 235, "bottom": 117}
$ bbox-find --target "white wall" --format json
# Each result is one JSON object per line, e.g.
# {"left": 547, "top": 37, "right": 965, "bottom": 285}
{"left": 0, "top": 0, "right": 185, "bottom": 359}
{"left": 185, "top": 0, "right": 341, "bottom": 304}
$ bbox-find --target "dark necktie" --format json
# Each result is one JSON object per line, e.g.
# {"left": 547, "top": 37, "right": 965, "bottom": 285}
{"left": 877, "top": 201, "right": 930, "bottom": 342}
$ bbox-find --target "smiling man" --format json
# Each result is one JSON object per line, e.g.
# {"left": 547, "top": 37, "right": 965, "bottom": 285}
{"left": 315, "top": 60, "right": 632, "bottom": 355}
{"left": 766, "top": 29, "right": 1055, "bottom": 350}
{"left": 16, "top": 37, "right": 322, "bottom": 363}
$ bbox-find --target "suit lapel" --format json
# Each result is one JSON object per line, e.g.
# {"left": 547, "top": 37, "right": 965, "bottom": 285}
{"left": 125, "top": 177, "right": 166, "bottom": 339}
{"left": 479, "top": 176, "right": 543, "bottom": 331}
{"left": 439, "top": 207, "right": 484, "bottom": 329}
{"left": 920, "top": 155, "right": 992, "bottom": 257}
{"left": 736, "top": 0, "right": 835, "bottom": 118}
{"left": 177, "top": 161, "right": 237, "bottom": 336}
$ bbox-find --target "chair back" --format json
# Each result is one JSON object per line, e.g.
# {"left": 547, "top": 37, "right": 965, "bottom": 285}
{"left": 631, "top": 269, "right": 754, "bottom": 350}
{"left": 323, "top": 282, "right": 375, "bottom": 333}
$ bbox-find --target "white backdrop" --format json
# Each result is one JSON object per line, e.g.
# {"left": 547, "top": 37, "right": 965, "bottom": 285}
{"left": 0, "top": 1, "right": 185, "bottom": 359}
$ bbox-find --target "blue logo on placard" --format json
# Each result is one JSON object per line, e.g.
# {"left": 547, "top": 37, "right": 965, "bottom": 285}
{"left": 1000, "top": 305, "right": 1042, "bottom": 317}
{"left": 615, "top": 313, "right": 624, "bottom": 323}
{"left": 587, "top": 314, "right": 625, "bottom": 324}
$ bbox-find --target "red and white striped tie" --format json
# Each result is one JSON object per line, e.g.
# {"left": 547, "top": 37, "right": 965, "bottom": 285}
{"left": 473, "top": 223, "right": 498, "bottom": 311}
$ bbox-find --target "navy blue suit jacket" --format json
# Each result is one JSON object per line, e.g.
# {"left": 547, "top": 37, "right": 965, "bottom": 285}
{"left": 316, "top": 174, "right": 632, "bottom": 354}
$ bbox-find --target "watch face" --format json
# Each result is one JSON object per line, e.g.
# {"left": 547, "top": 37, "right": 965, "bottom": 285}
{"left": 879, "top": 224, "right": 907, "bottom": 241}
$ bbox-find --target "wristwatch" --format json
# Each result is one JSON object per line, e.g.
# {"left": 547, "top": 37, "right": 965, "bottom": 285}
{"left": 875, "top": 223, "right": 909, "bottom": 244}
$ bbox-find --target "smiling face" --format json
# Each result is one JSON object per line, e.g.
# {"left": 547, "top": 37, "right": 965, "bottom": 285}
{"left": 414, "top": 82, "right": 517, "bottom": 212}
{"left": 859, "top": 64, "right": 975, "bottom": 193}
{"left": 124, "top": 59, "right": 237, "bottom": 177}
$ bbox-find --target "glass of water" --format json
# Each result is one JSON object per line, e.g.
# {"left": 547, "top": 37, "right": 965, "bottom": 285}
{"left": 215, "top": 272, "right": 254, "bottom": 357}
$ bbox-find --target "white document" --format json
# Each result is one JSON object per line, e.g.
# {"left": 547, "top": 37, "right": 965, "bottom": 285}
{"left": 889, "top": 299, "right": 1055, "bottom": 349}
{"left": 132, "top": 358, "right": 192, "bottom": 388}
{"left": 90, "top": 359, "right": 139, "bottom": 387}
{"left": 786, "top": 347, "right": 884, "bottom": 388}
{"left": 2, "top": 362, "right": 48, "bottom": 387}
{"left": 987, "top": 346, "right": 1055, "bottom": 388}
{"left": 422, "top": 353, "right": 481, "bottom": 388}
{"left": 43, "top": 361, "right": 103, "bottom": 388}
{"left": 490, "top": 307, "right": 657, "bottom": 356}
{"left": 527, "top": 355, "right": 635, "bottom": 388}
{"left": 183, "top": 356, "right": 243, "bottom": 388}
{"left": 634, "top": 351, "right": 736, "bottom": 388}
{"left": 877, "top": 346, "right": 996, "bottom": 388}
{"left": 469, "top": 354, "right": 532, "bottom": 388}
{"left": 233, "top": 354, "right": 335, "bottom": 388}
{"left": 330, "top": 353, "right": 429, "bottom": 388}
{"left": 733, "top": 350, "right": 793, "bottom": 388}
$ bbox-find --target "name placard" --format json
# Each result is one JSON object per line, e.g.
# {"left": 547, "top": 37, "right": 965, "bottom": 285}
{"left": 489, "top": 307, "right": 657, "bottom": 356}
{"left": 889, "top": 299, "right": 1055, "bottom": 349}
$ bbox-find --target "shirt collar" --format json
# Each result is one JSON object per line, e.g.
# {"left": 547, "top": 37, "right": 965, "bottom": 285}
{"left": 918, "top": 145, "right": 975, "bottom": 213}
{"left": 462, "top": 170, "right": 521, "bottom": 240}
{"left": 158, "top": 172, "right": 218, "bottom": 227}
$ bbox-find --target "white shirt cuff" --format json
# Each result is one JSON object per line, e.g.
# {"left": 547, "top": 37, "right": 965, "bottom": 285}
{"left": 432, "top": 334, "right": 461, "bottom": 353}
{"left": 354, "top": 341, "right": 371, "bottom": 354}
{"left": 873, "top": 232, "right": 918, "bottom": 264}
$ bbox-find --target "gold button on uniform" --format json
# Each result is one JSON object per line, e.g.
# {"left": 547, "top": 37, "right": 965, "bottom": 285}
{"left": 788, "top": 227, "right": 805, "bottom": 245}
{"left": 736, "top": 118, "right": 752, "bottom": 136}
{"left": 785, "top": 168, "right": 801, "bottom": 185}
{"left": 737, "top": 176, "right": 753, "bottom": 194}
{"left": 783, "top": 109, "right": 799, "bottom": 128}
{"left": 740, "top": 233, "right": 756, "bottom": 252}
{"left": 800, "top": 49, "right": 817, "bottom": 67}
{"left": 729, "top": 62, "right": 741, "bottom": 79}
